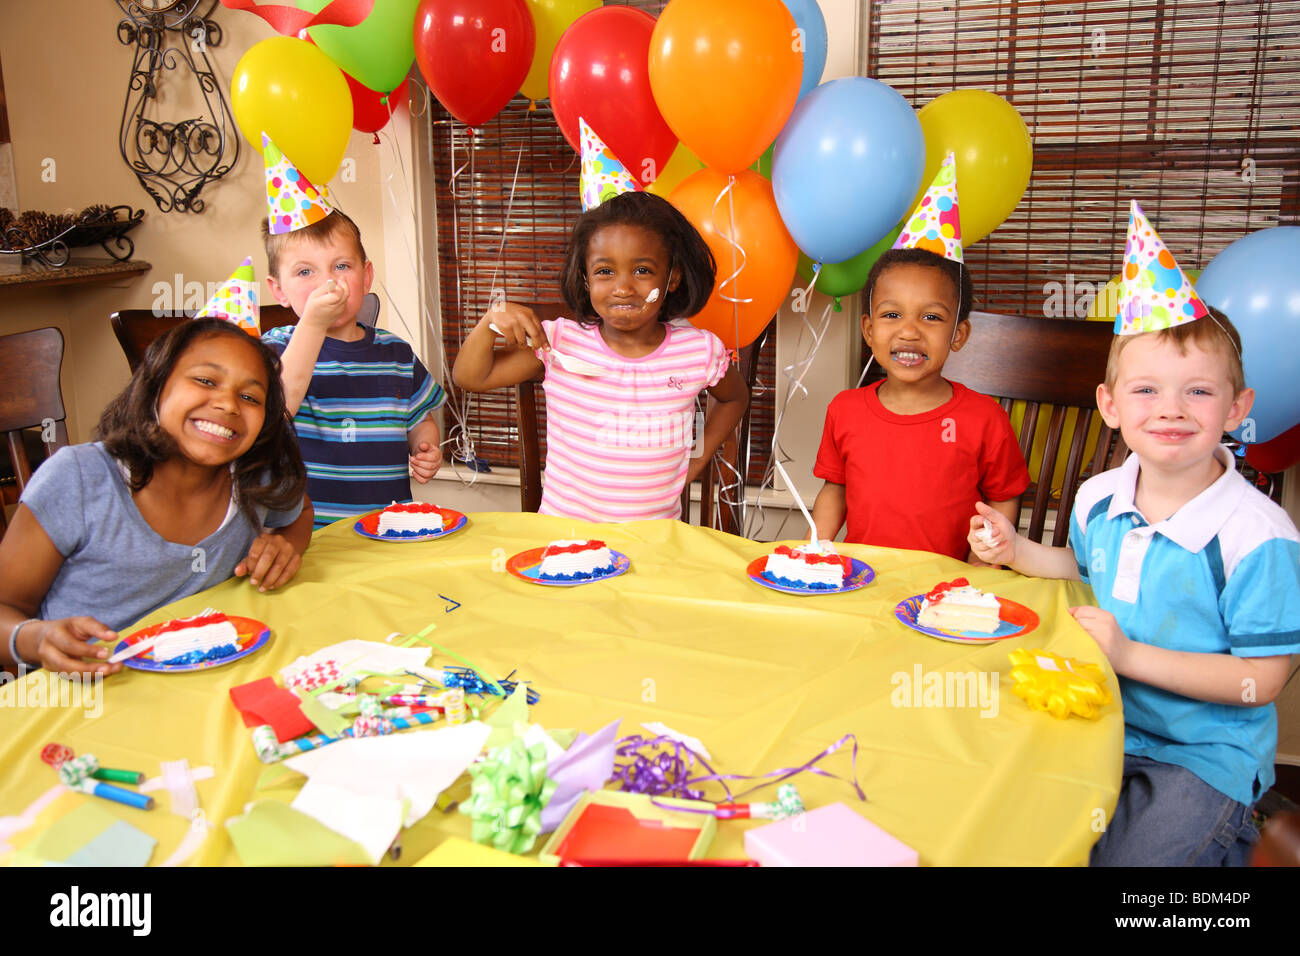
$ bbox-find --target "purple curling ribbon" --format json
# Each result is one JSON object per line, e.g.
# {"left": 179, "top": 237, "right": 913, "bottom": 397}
{"left": 611, "top": 733, "right": 867, "bottom": 808}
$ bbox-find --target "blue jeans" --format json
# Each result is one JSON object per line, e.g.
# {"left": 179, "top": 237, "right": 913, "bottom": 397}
{"left": 1091, "top": 754, "right": 1259, "bottom": 866}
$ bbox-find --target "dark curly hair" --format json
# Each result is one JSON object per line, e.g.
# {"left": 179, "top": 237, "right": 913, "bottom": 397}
{"left": 863, "top": 248, "right": 975, "bottom": 325}
{"left": 560, "top": 192, "right": 716, "bottom": 326}
{"left": 96, "top": 318, "right": 306, "bottom": 520}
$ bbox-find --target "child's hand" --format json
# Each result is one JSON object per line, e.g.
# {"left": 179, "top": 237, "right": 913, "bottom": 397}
{"left": 1069, "top": 605, "right": 1132, "bottom": 671}
{"left": 300, "top": 277, "right": 351, "bottom": 332}
{"left": 968, "top": 501, "right": 1017, "bottom": 566}
{"left": 30, "top": 617, "right": 123, "bottom": 676}
{"left": 481, "top": 302, "right": 550, "bottom": 352}
{"left": 409, "top": 441, "right": 441, "bottom": 483}
{"left": 235, "top": 533, "right": 303, "bottom": 592}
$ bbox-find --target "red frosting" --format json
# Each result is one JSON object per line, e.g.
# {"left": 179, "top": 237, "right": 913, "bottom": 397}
{"left": 542, "top": 540, "right": 607, "bottom": 556}
{"left": 925, "top": 578, "right": 971, "bottom": 603}
{"left": 154, "top": 611, "right": 230, "bottom": 637}
{"left": 773, "top": 545, "right": 850, "bottom": 572}
{"left": 383, "top": 502, "right": 440, "bottom": 514}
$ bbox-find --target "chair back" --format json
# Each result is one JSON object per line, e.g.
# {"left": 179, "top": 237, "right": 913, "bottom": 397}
{"left": 511, "top": 307, "right": 772, "bottom": 534}
{"left": 941, "top": 310, "right": 1126, "bottom": 545}
{"left": 110, "top": 293, "right": 381, "bottom": 373}
{"left": 0, "top": 327, "right": 69, "bottom": 535}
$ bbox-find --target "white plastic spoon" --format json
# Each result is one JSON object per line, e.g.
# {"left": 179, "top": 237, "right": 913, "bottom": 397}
{"left": 774, "top": 459, "right": 821, "bottom": 551}
{"left": 488, "top": 322, "right": 605, "bottom": 377}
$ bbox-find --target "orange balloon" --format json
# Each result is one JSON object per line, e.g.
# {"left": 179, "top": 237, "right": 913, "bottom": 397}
{"left": 649, "top": 0, "right": 801, "bottom": 174}
{"left": 670, "top": 168, "right": 798, "bottom": 349}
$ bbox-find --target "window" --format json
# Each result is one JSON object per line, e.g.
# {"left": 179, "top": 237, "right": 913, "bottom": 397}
{"left": 418, "top": 0, "right": 777, "bottom": 483}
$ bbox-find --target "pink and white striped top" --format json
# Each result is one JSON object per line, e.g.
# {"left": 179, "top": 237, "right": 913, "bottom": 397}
{"left": 535, "top": 317, "right": 730, "bottom": 522}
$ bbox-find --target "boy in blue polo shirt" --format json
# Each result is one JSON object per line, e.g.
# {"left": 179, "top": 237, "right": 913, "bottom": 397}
{"left": 969, "top": 202, "right": 1300, "bottom": 865}
{"left": 257, "top": 138, "right": 444, "bottom": 530}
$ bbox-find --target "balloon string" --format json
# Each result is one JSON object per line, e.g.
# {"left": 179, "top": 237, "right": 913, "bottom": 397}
{"left": 487, "top": 143, "right": 525, "bottom": 303}
{"left": 711, "top": 176, "right": 752, "bottom": 354}
{"left": 370, "top": 109, "right": 479, "bottom": 485}
{"left": 747, "top": 299, "right": 835, "bottom": 540}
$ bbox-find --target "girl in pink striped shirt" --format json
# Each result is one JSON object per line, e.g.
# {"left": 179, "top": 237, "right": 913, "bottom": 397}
{"left": 453, "top": 192, "right": 749, "bottom": 522}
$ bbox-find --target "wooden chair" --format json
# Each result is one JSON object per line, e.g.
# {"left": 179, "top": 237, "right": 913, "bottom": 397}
{"left": 940, "top": 310, "right": 1127, "bottom": 546}
{"left": 0, "top": 328, "right": 70, "bottom": 537}
{"left": 512, "top": 306, "right": 772, "bottom": 535}
{"left": 109, "top": 293, "right": 381, "bottom": 373}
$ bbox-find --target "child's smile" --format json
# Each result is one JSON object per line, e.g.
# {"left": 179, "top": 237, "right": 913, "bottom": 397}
{"left": 158, "top": 334, "right": 268, "bottom": 468}
{"left": 585, "top": 224, "right": 679, "bottom": 353}
{"left": 862, "top": 262, "right": 969, "bottom": 410}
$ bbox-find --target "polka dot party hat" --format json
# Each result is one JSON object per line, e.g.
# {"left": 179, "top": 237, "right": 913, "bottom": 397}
{"left": 893, "top": 151, "right": 962, "bottom": 263}
{"left": 580, "top": 117, "right": 640, "bottom": 213}
{"left": 1115, "top": 200, "right": 1209, "bottom": 335}
{"left": 195, "top": 256, "right": 259, "bottom": 336}
{"left": 263, "top": 131, "right": 336, "bottom": 236}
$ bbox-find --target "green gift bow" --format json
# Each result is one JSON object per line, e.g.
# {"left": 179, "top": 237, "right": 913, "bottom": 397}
{"left": 460, "top": 739, "right": 556, "bottom": 854}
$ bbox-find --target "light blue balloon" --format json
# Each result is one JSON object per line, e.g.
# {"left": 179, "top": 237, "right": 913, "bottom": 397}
{"left": 1195, "top": 226, "right": 1300, "bottom": 443}
{"left": 772, "top": 76, "right": 924, "bottom": 265}
{"left": 780, "top": 0, "right": 827, "bottom": 100}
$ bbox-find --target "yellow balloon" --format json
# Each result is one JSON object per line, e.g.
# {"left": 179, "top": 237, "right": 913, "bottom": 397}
{"left": 520, "top": 0, "right": 601, "bottom": 103}
{"left": 646, "top": 142, "right": 704, "bottom": 198}
{"left": 915, "top": 90, "right": 1032, "bottom": 246}
{"left": 231, "top": 36, "right": 352, "bottom": 186}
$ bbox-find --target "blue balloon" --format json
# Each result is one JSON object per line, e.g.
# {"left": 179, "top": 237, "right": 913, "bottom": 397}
{"left": 1195, "top": 226, "right": 1300, "bottom": 443}
{"left": 772, "top": 77, "right": 924, "bottom": 265}
{"left": 779, "top": 0, "right": 827, "bottom": 100}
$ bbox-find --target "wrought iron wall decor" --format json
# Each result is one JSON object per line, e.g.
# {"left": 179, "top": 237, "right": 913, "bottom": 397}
{"left": 1, "top": 204, "right": 145, "bottom": 267}
{"left": 116, "top": 0, "right": 239, "bottom": 213}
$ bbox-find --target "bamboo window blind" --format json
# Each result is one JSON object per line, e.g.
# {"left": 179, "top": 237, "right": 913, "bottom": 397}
{"left": 423, "top": 0, "right": 778, "bottom": 482}
{"left": 867, "top": 0, "right": 1300, "bottom": 330}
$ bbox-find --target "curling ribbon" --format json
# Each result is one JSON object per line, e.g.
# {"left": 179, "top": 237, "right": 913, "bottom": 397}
{"left": 611, "top": 733, "right": 866, "bottom": 804}
{"left": 460, "top": 739, "right": 556, "bottom": 854}
{"left": 1008, "top": 648, "right": 1112, "bottom": 720}
{"left": 218, "top": 0, "right": 373, "bottom": 36}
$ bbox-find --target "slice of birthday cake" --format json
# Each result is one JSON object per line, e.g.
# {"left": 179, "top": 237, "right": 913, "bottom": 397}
{"left": 916, "top": 578, "right": 1001, "bottom": 634}
{"left": 762, "top": 544, "right": 851, "bottom": 590}
{"left": 151, "top": 609, "right": 240, "bottom": 665}
{"left": 538, "top": 540, "right": 616, "bottom": 581}
{"left": 377, "top": 501, "right": 444, "bottom": 537}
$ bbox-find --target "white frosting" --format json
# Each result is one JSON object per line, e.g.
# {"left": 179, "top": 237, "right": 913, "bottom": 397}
{"left": 377, "top": 501, "right": 443, "bottom": 534}
{"left": 152, "top": 609, "right": 239, "bottom": 662}
{"left": 764, "top": 544, "right": 846, "bottom": 587}
{"left": 538, "top": 539, "right": 615, "bottom": 578}
{"left": 917, "top": 585, "right": 1001, "bottom": 633}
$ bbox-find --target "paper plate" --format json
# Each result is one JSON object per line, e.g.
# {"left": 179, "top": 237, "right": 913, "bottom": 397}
{"left": 746, "top": 556, "right": 875, "bottom": 595}
{"left": 354, "top": 508, "right": 468, "bottom": 542}
{"left": 507, "top": 547, "right": 631, "bottom": 587}
{"left": 894, "top": 594, "right": 1039, "bottom": 644}
{"left": 116, "top": 615, "right": 271, "bottom": 673}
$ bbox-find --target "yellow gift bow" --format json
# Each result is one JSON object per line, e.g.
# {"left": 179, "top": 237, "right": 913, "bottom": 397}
{"left": 1008, "top": 648, "right": 1112, "bottom": 720}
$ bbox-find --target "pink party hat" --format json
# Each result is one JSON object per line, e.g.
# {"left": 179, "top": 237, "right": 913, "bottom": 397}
{"left": 195, "top": 256, "right": 259, "bottom": 336}
{"left": 263, "top": 132, "right": 336, "bottom": 235}
{"left": 1115, "top": 200, "right": 1209, "bottom": 335}
{"left": 580, "top": 117, "right": 641, "bottom": 212}
{"left": 893, "top": 151, "right": 962, "bottom": 263}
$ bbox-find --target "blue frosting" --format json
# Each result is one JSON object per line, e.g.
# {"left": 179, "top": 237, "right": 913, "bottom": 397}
{"left": 760, "top": 571, "right": 839, "bottom": 591}
{"left": 381, "top": 528, "right": 437, "bottom": 538}
{"left": 539, "top": 564, "right": 616, "bottom": 581}
{"left": 159, "top": 642, "right": 238, "bottom": 667}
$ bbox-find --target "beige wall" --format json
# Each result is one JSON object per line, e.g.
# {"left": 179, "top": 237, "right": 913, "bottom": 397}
{"left": 0, "top": 2, "right": 398, "bottom": 443}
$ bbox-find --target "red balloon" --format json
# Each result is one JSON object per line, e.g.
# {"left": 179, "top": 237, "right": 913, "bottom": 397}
{"left": 414, "top": 0, "right": 535, "bottom": 129}
{"left": 549, "top": 6, "right": 676, "bottom": 189}
{"left": 347, "top": 74, "right": 410, "bottom": 135}
{"left": 1246, "top": 421, "right": 1300, "bottom": 473}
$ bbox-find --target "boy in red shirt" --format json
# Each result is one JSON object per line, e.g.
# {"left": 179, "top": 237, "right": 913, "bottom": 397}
{"left": 811, "top": 154, "right": 1029, "bottom": 560}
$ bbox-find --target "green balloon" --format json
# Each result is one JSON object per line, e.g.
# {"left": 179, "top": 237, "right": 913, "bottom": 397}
{"left": 796, "top": 223, "right": 904, "bottom": 300}
{"left": 754, "top": 142, "right": 774, "bottom": 181}
{"left": 299, "top": 0, "right": 421, "bottom": 94}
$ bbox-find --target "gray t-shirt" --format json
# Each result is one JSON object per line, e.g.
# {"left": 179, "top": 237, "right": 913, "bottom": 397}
{"left": 19, "top": 442, "right": 303, "bottom": 632}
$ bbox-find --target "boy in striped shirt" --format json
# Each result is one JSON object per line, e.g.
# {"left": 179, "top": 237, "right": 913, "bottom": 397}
{"left": 261, "top": 211, "right": 445, "bottom": 530}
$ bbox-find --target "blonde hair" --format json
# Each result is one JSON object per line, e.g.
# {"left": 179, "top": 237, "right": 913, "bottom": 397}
{"left": 1104, "top": 307, "right": 1245, "bottom": 394}
{"left": 261, "top": 210, "right": 367, "bottom": 279}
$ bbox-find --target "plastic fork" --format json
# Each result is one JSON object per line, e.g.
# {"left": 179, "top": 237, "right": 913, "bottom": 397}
{"left": 489, "top": 322, "right": 604, "bottom": 377}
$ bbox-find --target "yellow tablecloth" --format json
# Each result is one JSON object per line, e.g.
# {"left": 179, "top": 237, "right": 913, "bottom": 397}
{"left": 0, "top": 513, "right": 1122, "bottom": 865}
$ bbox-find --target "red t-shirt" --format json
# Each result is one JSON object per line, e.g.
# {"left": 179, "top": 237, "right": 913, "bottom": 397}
{"left": 813, "top": 380, "right": 1030, "bottom": 559}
